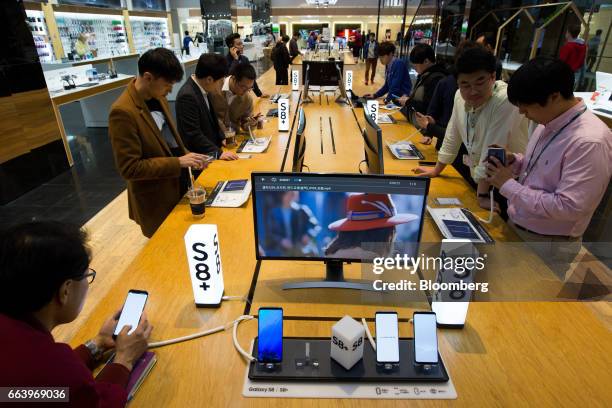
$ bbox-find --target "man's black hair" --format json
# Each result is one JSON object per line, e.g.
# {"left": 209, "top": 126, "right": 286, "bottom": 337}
{"left": 195, "top": 53, "right": 229, "bottom": 80}
{"left": 378, "top": 41, "right": 396, "bottom": 56}
{"left": 567, "top": 25, "right": 581, "bottom": 39}
{"left": 230, "top": 63, "right": 256, "bottom": 82}
{"left": 184, "top": 30, "right": 189, "bottom": 36}
{"left": 138, "top": 48, "right": 184, "bottom": 82}
{"left": 595, "top": 29, "right": 603, "bottom": 36}
{"left": 507, "top": 57, "right": 574, "bottom": 106}
{"left": 0, "top": 221, "right": 91, "bottom": 317}
{"left": 409, "top": 43, "right": 436, "bottom": 64}
{"left": 225, "top": 32, "right": 241, "bottom": 48}
{"left": 282, "top": 35, "right": 290, "bottom": 43}
{"left": 455, "top": 46, "right": 496, "bottom": 75}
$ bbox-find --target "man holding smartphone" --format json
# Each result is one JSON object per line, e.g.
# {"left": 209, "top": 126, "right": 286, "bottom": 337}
{"left": 225, "top": 33, "right": 269, "bottom": 99}
{"left": 363, "top": 41, "right": 412, "bottom": 103}
{"left": 412, "top": 46, "right": 527, "bottom": 214}
{"left": 0, "top": 221, "right": 152, "bottom": 407}
{"left": 485, "top": 58, "right": 611, "bottom": 273}
{"left": 109, "top": 48, "right": 210, "bottom": 238}
{"left": 176, "top": 53, "right": 239, "bottom": 161}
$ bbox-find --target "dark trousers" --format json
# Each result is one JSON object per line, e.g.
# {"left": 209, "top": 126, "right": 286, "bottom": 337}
{"left": 587, "top": 53, "right": 597, "bottom": 71}
{"left": 275, "top": 67, "right": 289, "bottom": 85}
{"left": 365, "top": 58, "right": 377, "bottom": 82}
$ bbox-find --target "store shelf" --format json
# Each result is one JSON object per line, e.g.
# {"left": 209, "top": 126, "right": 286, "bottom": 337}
{"left": 129, "top": 16, "right": 170, "bottom": 55}
{"left": 55, "top": 11, "right": 130, "bottom": 60}
{"left": 26, "top": 10, "right": 55, "bottom": 63}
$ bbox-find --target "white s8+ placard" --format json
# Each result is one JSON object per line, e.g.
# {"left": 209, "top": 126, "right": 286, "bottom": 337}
{"left": 278, "top": 98, "right": 290, "bottom": 132}
{"left": 184, "top": 224, "right": 224, "bottom": 307}
{"left": 366, "top": 100, "right": 379, "bottom": 124}
{"left": 292, "top": 70, "right": 300, "bottom": 91}
{"left": 345, "top": 70, "right": 353, "bottom": 91}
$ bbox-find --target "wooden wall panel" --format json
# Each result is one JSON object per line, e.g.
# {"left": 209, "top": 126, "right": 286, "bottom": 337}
{"left": 0, "top": 89, "right": 62, "bottom": 164}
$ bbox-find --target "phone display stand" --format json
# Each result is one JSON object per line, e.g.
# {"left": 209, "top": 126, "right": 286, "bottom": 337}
{"left": 248, "top": 337, "right": 449, "bottom": 383}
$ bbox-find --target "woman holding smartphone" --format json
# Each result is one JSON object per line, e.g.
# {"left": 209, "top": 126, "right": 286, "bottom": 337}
{"left": 0, "top": 221, "right": 152, "bottom": 407}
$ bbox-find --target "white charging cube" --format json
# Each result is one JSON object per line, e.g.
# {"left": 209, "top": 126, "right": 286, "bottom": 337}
{"left": 330, "top": 315, "right": 365, "bottom": 370}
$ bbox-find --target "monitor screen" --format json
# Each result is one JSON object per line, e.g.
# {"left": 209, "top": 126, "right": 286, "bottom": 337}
{"left": 363, "top": 109, "right": 383, "bottom": 174}
{"left": 302, "top": 61, "right": 344, "bottom": 86}
{"left": 292, "top": 108, "right": 306, "bottom": 172}
{"left": 252, "top": 173, "right": 429, "bottom": 262}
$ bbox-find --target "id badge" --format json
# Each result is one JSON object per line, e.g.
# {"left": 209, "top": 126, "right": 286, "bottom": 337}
{"left": 462, "top": 154, "right": 473, "bottom": 167}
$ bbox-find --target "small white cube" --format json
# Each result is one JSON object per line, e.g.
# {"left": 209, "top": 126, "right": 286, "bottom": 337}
{"left": 330, "top": 315, "right": 365, "bottom": 370}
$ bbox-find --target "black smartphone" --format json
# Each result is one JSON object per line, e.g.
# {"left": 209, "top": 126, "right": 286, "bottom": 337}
{"left": 113, "top": 290, "right": 148, "bottom": 339}
{"left": 375, "top": 311, "right": 400, "bottom": 364}
{"left": 258, "top": 307, "right": 283, "bottom": 363}
{"left": 419, "top": 161, "right": 437, "bottom": 167}
{"left": 487, "top": 147, "right": 506, "bottom": 166}
{"left": 413, "top": 311, "right": 439, "bottom": 365}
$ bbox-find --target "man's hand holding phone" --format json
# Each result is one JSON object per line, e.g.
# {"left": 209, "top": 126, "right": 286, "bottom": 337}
{"left": 230, "top": 46, "right": 241, "bottom": 60}
{"left": 113, "top": 312, "right": 153, "bottom": 371}
{"left": 179, "top": 153, "right": 212, "bottom": 170}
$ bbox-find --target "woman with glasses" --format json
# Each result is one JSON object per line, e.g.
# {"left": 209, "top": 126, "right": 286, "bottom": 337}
{"left": 0, "top": 221, "right": 152, "bottom": 407}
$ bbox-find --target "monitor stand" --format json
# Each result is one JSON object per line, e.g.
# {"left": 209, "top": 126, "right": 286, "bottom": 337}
{"left": 282, "top": 260, "right": 376, "bottom": 291}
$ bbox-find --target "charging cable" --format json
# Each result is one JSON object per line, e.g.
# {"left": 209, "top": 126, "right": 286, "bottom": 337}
{"left": 148, "top": 295, "right": 250, "bottom": 348}
{"left": 476, "top": 189, "right": 495, "bottom": 224}
{"left": 361, "top": 318, "right": 376, "bottom": 351}
{"left": 232, "top": 315, "right": 257, "bottom": 362}
{"left": 148, "top": 320, "right": 232, "bottom": 349}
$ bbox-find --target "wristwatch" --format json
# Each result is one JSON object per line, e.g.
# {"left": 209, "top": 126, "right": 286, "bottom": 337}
{"left": 84, "top": 339, "right": 104, "bottom": 362}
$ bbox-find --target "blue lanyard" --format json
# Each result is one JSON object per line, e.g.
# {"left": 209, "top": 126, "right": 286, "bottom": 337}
{"left": 521, "top": 107, "right": 586, "bottom": 183}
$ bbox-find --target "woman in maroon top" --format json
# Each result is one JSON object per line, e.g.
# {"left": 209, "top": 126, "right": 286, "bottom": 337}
{"left": 0, "top": 222, "right": 152, "bottom": 407}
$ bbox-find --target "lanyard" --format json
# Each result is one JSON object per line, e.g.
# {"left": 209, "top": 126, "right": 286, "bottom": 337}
{"left": 465, "top": 110, "right": 477, "bottom": 154}
{"left": 521, "top": 107, "right": 586, "bottom": 183}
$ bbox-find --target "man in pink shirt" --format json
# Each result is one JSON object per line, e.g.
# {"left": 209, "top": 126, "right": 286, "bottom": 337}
{"left": 485, "top": 57, "right": 611, "bottom": 276}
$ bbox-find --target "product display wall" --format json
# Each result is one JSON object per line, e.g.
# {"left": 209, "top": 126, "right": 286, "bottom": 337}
{"left": 55, "top": 12, "right": 129, "bottom": 59}
{"left": 130, "top": 16, "right": 171, "bottom": 55}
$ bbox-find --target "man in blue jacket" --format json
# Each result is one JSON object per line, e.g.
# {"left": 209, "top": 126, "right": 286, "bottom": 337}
{"left": 363, "top": 33, "right": 378, "bottom": 85}
{"left": 364, "top": 41, "right": 412, "bottom": 102}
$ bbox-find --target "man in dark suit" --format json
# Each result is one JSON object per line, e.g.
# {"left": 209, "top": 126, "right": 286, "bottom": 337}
{"left": 225, "top": 33, "right": 269, "bottom": 99}
{"left": 175, "top": 53, "right": 238, "bottom": 161}
{"left": 109, "top": 48, "right": 209, "bottom": 238}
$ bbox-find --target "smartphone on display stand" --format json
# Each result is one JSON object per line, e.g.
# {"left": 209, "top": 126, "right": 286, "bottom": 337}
{"left": 413, "top": 311, "right": 439, "bottom": 365}
{"left": 375, "top": 312, "right": 400, "bottom": 365}
{"left": 113, "top": 290, "right": 148, "bottom": 339}
{"left": 487, "top": 147, "right": 506, "bottom": 166}
{"left": 257, "top": 307, "right": 283, "bottom": 364}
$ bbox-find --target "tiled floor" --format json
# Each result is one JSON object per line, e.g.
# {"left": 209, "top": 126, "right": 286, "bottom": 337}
{"left": 0, "top": 102, "right": 125, "bottom": 227}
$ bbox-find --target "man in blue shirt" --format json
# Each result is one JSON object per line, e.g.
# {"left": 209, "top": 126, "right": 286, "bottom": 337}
{"left": 364, "top": 41, "right": 412, "bottom": 102}
{"left": 183, "top": 31, "right": 193, "bottom": 55}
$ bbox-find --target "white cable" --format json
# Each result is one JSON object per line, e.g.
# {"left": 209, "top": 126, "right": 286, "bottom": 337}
{"left": 222, "top": 295, "right": 246, "bottom": 302}
{"left": 147, "top": 310, "right": 249, "bottom": 349}
{"left": 148, "top": 322, "right": 230, "bottom": 349}
{"left": 477, "top": 189, "right": 495, "bottom": 224}
{"left": 232, "top": 315, "right": 257, "bottom": 362}
{"left": 361, "top": 318, "right": 376, "bottom": 351}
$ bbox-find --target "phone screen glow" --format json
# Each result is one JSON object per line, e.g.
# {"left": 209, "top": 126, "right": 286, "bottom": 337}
{"left": 414, "top": 313, "right": 439, "bottom": 364}
{"left": 258, "top": 308, "right": 283, "bottom": 363}
{"left": 376, "top": 313, "right": 399, "bottom": 363}
{"left": 114, "top": 292, "right": 147, "bottom": 336}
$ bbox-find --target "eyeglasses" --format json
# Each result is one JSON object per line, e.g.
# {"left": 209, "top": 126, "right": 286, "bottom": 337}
{"left": 73, "top": 268, "right": 97, "bottom": 284}
{"left": 236, "top": 82, "right": 254, "bottom": 92}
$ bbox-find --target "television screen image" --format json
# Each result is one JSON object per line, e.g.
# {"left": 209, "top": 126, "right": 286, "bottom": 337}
{"left": 252, "top": 174, "right": 428, "bottom": 262}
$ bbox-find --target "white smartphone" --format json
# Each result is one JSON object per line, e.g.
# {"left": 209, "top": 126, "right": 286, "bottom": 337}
{"left": 413, "top": 312, "right": 439, "bottom": 364}
{"left": 375, "top": 312, "right": 400, "bottom": 364}
{"left": 113, "top": 290, "right": 148, "bottom": 338}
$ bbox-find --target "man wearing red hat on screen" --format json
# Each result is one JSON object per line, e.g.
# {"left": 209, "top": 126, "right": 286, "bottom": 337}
{"left": 325, "top": 193, "right": 418, "bottom": 259}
